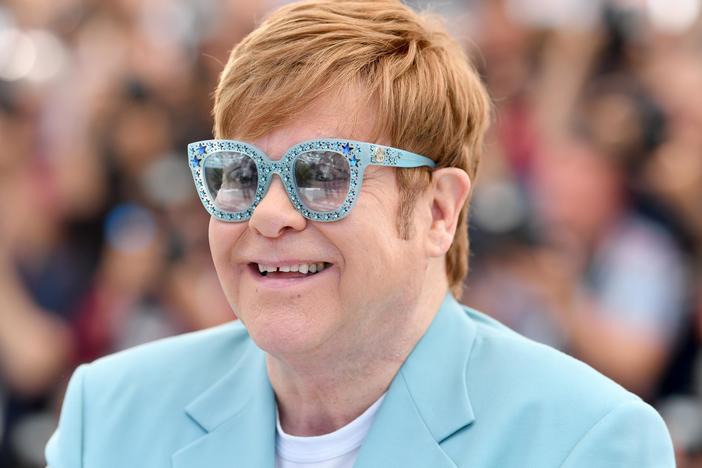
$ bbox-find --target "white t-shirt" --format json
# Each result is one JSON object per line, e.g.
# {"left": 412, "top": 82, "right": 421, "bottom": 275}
{"left": 275, "top": 394, "right": 386, "bottom": 468}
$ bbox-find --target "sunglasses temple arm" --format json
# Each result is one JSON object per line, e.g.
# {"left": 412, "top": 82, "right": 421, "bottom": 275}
{"left": 383, "top": 151, "right": 437, "bottom": 168}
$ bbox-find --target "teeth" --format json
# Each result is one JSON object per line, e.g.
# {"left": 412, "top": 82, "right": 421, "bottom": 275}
{"left": 256, "top": 262, "right": 329, "bottom": 275}
{"left": 258, "top": 264, "right": 276, "bottom": 273}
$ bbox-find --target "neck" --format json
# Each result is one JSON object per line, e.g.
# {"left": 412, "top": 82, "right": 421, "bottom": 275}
{"left": 267, "top": 275, "right": 448, "bottom": 436}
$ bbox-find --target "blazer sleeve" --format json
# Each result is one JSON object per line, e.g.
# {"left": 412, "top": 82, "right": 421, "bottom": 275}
{"left": 45, "top": 364, "right": 88, "bottom": 468}
{"left": 560, "top": 399, "right": 675, "bottom": 468}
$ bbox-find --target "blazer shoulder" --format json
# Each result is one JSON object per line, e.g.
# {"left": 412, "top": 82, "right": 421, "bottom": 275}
{"left": 559, "top": 399, "right": 675, "bottom": 467}
{"left": 83, "top": 320, "right": 253, "bottom": 399}
{"left": 445, "top": 306, "right": 674, "bottom": 466}
{"left": 47, "top": 321, "right": 257, "bottom": 467}
{"left": 463, "top": 306, "right": 644, "bottom": 426}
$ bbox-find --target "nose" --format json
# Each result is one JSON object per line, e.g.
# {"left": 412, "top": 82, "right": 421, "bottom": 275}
{"left": 248, "top": 175, "right": 306, "bottom": 237}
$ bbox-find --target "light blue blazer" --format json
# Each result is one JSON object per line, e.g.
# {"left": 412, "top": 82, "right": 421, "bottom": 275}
{"left": 46, "top": 295, "right": 675, "bottom": 467}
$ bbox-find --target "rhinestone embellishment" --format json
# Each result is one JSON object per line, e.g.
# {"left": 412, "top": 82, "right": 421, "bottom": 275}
{"left": 372, "top": 146, "right": 385, "bottom": 163}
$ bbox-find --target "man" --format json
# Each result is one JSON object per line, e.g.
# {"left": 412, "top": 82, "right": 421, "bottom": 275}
{"left": 46, "top": 0, "right": 675, "bottom": 467}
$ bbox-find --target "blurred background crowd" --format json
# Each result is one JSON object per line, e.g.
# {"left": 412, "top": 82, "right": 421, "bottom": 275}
{"left": 0, "top": 0, "right": 700, "bottom": 466}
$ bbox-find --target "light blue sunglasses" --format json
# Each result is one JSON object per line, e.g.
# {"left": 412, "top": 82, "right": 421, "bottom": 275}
{"left": 188, "top": 138, "right": 436, "bottom": 222}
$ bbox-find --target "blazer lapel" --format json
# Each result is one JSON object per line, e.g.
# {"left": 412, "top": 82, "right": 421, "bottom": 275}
{"left": 172, "top": 342, "right": 276, "bottom": 468}
{"left": 354, "top": 373, "right": 459, "bottom": 468}
{"left": 356, "top": 294, "right": 477, "bottom": 468}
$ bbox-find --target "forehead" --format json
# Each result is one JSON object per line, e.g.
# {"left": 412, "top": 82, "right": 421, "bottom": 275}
{"left": 249, "top": 86, "right": 382, "bottom": 160}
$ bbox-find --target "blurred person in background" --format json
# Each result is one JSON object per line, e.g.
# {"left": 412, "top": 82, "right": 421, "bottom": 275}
{"left": 529, "top": 127, "right": 689, "bottom": 399}
{"left": 528, "top": 75, "right": 691, "bottom": 400}
{"left": 639, "top": 46, "right": 702, "bottom": 468}
{"left": 0, "top": 95, "right": 87, "bottom": 468}
{"left": 467, "top": 121, "right": 691, "bottom": 397}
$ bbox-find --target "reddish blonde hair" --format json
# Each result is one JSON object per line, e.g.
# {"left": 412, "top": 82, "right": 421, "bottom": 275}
{"left": 213, "top": 0, "right": 491, "bottom": 297}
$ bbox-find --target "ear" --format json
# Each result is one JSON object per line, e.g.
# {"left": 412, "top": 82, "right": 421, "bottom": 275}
{"left": 425, "top": 168, "right": 471, "bottom": 258}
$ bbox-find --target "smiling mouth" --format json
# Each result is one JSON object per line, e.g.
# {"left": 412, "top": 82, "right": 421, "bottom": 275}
{"left": 250, "top": 262, "right": 332, "bottom": 278}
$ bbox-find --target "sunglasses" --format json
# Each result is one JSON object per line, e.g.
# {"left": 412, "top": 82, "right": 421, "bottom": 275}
{"left": 187, "top": 138, "right": 436, "bottom": 222}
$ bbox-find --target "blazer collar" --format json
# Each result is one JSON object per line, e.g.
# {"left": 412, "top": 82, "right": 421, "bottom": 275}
{"left": 398, "top": 293, "right": 477, "bottom": 441}
{"left": 172, "top": 341, "right": 276, "bottom": 468}
{"left": 355, "top": 294, "right": 477, "bottom": 468}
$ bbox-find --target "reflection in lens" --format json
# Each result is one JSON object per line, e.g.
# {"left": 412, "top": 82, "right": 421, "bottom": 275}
{"left": 294, "top": 151, "right": 350, "bottom": 212}
{"left": 203, "top": 152, "right": 258, "bottom": 212}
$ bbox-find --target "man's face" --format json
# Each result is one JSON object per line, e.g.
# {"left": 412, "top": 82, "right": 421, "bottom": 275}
{"left": 208, "top": 90, "right": 430, "bottom": 359}
{"left": 533, "top": 140, "right": 622, "bottom": 242}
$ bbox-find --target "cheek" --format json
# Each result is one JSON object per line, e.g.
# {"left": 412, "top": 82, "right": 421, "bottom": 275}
{"left": 208, "top": 220, "right": 229, "bottom": 267}
{"left": 208, "top": 219, "right": 246, "bottom": 294}
{"left": 337, "top": 215, "right": 421, "bottom": 297}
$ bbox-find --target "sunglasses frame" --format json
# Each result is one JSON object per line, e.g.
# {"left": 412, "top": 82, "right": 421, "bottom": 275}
{"left": 187, "top": 138, "right": 436, "bottom": 222}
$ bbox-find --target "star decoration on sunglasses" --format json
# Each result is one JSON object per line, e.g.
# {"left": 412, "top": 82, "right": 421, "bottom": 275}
{"left": 341, "top": 142, "right": 352, "bottom": 156}
{"left": 190, "top": 155, "right": 200, "bottom": 168}
{"left": 349, "top": 154, "right": 361, "bottom": 167}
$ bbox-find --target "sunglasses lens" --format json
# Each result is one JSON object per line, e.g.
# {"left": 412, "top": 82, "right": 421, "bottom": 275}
{"left": 203, "top": 151, "right": 258, "bottom": 212}
{"left": 294, "top": 150, "right": 350, "bottom": 212}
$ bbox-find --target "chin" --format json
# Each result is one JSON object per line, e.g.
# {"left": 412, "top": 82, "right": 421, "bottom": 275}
{"left": 237, "top": 298, "right": 338, "bottom": 358}
{"left": 248, "top": 325, "right": 331, "bottom": 361}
